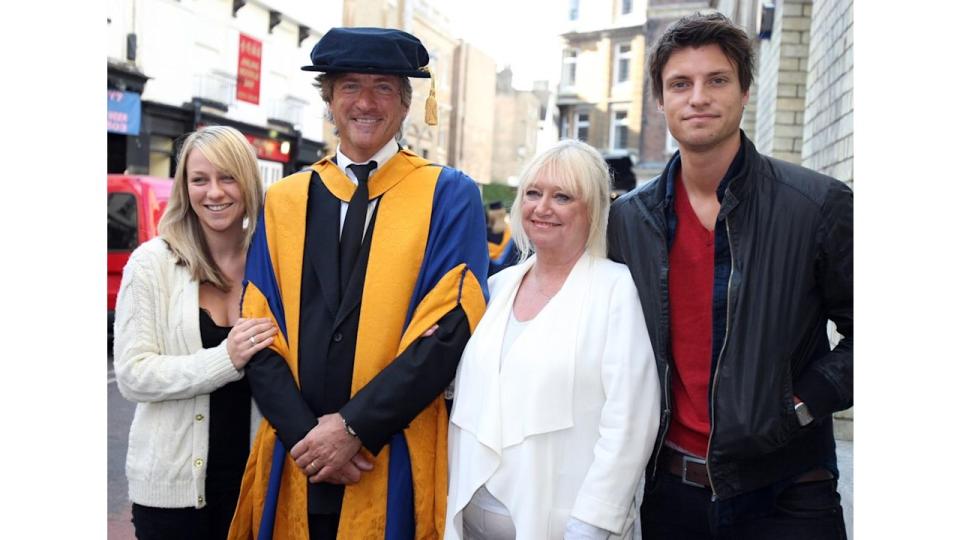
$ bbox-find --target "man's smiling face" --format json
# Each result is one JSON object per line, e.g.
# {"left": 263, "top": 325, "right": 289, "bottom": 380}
{"left": 330, "top": 73, "right": 408, "bottom": 162}
{"left": 660, "top": 44, "right": 749, "bottom": 153}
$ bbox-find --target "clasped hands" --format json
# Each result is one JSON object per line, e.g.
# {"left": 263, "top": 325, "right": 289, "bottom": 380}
{"left": 290, "top": 413, "right": 372, "bottom": 485}
{"left": 290, "top": 325, "right": 440, "bottom": 485}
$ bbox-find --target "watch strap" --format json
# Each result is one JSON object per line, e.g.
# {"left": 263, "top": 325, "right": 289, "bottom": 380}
{"left": 794, "top": 401, "right": 814, "bottom": 426}
{"left": 343, "top": 416, "right": 358, "bottom": 438}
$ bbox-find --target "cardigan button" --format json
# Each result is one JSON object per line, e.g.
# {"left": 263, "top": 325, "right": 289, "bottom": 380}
{"left": 198, "top": 496, "right": 204, "bottom": 505}
{"left": 194, "top": 458, "right": 204, "bottom": 468}
{"left": 195, "top": 414, "right": 204, "bottom": 422}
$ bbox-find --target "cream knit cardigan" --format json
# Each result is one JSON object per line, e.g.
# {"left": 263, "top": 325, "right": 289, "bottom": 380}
{"left": 113, "top": 237, "right": 261, "bottom": 509}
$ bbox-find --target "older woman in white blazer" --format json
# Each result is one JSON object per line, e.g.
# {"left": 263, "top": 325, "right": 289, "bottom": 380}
{"left": 445, "top": 140, "right": 660, "bottom": 539}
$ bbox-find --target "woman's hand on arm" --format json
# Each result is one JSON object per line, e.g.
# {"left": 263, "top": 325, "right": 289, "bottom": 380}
{"left": 226, "top": 317, "right": 278, "bottom": 370}
{"left": 114, "top": 250, "right": 246, "bottom": 402}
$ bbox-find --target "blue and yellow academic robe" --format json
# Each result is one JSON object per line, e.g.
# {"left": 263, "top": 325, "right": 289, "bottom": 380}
{"left": 487, "top": 224, "right": 519, "bottom": 276}
{"left": 229, "top": 150, "right": 489, "bottom": 539}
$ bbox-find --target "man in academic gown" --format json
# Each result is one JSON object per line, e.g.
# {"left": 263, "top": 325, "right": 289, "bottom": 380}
{"left": 228, "top": 27, "right": 489, "bottom": 540}
{"left": 485, "top": 201, "right": 518, "bottom": 276}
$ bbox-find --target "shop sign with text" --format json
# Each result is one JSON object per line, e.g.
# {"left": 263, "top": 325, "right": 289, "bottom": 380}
{"left": 237, "top": 33, "right": 262, "bottom": 104}
{"left": 244, "top": 134, "right": 290, "bottom": 163}
{"left": 107, "top": 90, "right": 142, "bottom": 136}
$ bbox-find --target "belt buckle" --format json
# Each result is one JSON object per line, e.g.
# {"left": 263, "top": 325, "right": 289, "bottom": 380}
{"left": 681, "top": 454, "right": 708, "bottom": 488}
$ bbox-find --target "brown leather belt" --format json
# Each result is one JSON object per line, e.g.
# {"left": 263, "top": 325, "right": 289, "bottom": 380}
{"left": 793, "top": 468, "right": 835, "bottom": 483}
{"left": 661, "top": 446, "right": 836, "bottom": 490}
{"left": 661, "top": 446, "right": 710, "bottom": 489}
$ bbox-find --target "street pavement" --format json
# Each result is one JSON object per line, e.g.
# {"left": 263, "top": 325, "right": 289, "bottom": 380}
{"left": 107, "top": 356, "right": 854, "bottom": 539}
{"left": 837, "top": 439, "right": 853, "bottom": 539}
{"left": 107, "top": 356, "right": 135, "bottom": 540}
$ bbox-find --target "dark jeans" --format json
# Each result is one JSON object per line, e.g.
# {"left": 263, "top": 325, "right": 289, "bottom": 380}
{"left": 131, "top": 501, "right": 234, "bottom": 540}
{"left": 641, "top": 471, "right": 847, "bottom": 540}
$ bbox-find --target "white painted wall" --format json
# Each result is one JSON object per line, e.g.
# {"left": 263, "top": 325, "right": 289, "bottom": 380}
{"left": 107, "top": 0, "right": 341, "bottom": 142}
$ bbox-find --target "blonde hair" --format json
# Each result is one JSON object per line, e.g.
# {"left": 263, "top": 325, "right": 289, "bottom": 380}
{"left": 158, "top": 125, "right": 264, "bottom": 290}
{"left": 509, "top": 139, "right": 612, "bottom": 262}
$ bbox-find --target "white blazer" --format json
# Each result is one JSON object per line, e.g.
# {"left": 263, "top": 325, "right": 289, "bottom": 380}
{"left": 446, "top": 253, "right": 660, "bottom": 539}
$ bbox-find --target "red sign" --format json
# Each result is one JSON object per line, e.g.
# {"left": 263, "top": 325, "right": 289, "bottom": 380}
{"left": 244, "top": 134, "right": 291, "bottom": 163}
{"left": 237, "top": 33, "right": 262, "bottom": 104}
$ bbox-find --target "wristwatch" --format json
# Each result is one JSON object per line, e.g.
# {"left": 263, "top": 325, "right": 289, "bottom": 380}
{"left": 794, "top": 401, "right": 814, "bottom": 427}
{"left": 343, "top": 416, "right": 359, "bottom": 438}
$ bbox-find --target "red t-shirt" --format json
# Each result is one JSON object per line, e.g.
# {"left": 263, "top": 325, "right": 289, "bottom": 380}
{"left": 665, "top": 175, "right": 714, "bottom": 457}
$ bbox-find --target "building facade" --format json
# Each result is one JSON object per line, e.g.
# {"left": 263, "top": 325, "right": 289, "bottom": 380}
{"left": 408, "top": 2, "right": 458, "bottom": 166}
{"left": 556, "top": 0, "right": 648, "bottom": 167}
{"left": 341, "top": 0, "right": 497, "bottom": 183}
{"left": 107, "top": 0, "right": 340, "bottom": 185}
{"left": 449, "top": 42, "right": 497, "bottom": 184}
{"left": 716, "top": 0, "right": 853, "bottom": 186}
{"left": 636, "top": 0, "right": 712, "bottom": 178}
{"left": 491, "top": 68, "right": 542, "bottom": 185}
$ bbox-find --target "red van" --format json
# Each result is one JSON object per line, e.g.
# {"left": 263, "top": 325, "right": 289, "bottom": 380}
{"left": 107, "top": 175, "right": 173, "bottom": 339}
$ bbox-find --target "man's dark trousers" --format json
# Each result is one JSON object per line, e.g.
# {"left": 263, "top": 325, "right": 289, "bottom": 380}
{"left": 640, "top": 470, "right": 847, "bottom": 539}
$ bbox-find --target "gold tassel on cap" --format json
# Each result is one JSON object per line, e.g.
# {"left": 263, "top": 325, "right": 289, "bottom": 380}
{"left": 420, "top": 66, "right": 438, "bottom": 126}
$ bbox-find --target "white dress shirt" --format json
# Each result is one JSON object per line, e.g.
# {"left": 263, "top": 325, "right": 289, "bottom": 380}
{"left": 334, "top": 141, "right": 400, "bottom": 238}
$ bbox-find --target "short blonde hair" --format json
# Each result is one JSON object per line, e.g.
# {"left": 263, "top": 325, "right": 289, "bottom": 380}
{"left": 158, "top": 125, "right": 264, "bottom": 290}
{"left": 510, "top": 139, "right": 612, "bottom": 262}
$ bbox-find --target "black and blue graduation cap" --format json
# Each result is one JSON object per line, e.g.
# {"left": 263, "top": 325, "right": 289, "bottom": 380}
{"left": 303, "top": 27, "right": 438, "bottom": 125}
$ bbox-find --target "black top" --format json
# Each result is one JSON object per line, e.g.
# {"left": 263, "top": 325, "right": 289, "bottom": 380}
{"left": 199, "top": 308, "right": 251, "bottom": 500}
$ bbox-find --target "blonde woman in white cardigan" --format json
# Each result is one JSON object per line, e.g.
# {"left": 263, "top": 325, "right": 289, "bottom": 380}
{"left": 445, "top": 140, "right": 661, "bottom": 539}
{"left": 114, "top": 126, "right": 277, "bottom": 540}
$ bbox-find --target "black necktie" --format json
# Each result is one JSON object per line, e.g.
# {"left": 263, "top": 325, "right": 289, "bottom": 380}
{"left": 340, "top": 161, "right": 377, "bottom": 293}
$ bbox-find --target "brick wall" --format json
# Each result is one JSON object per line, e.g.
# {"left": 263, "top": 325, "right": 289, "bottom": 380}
{"left": 637, "top": 1, "right": 712, "bottom": 175}
{"left": 638, "top": 18, "right": 670, "bottom": 172}
{"left": 755, "top": 0, "right": 812, "bottom": 163}
{"left": 801, "top": 0, "right": 853, "bottom": 186}
{"left": 801, "top": 8, "right": 854, "bottom": 437}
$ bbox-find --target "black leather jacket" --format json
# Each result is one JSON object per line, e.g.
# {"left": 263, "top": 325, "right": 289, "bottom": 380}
{"left": 607, "top": 134, "right": 853, "bottom": 499}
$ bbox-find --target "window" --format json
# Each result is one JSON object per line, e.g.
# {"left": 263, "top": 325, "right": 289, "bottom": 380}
{"left": 621, "top": 0, "right": 633, "bottom": 15}
{"left": 569, "top": 0, "right": 579, "bottom": 20}
{"left": 562, "top": 49, "right": 578, "bottom": 87}
{"left": 108, "top": 193, "right": 139, "bottom": 251}
{"left": 149, "top": 136, "right": 174, "bottom": 178}
{"left": 576, "top": 112, "right": 590, "bottom": 142}
{"left": 611, "top": 110, "right": 629, "bottom": 150}
{"left": 614, "top": 43, "right": 631, "bottom": 84}
{"left": 559, "top": 111, "right": 569, "bottom": 138}
{"left": 258, "top": 159, "right": 284, "bottom": 188}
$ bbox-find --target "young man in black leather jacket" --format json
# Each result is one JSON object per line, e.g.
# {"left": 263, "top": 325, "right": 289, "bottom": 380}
{"left": 608, "top": 12, "right": 852, "bottom": 540}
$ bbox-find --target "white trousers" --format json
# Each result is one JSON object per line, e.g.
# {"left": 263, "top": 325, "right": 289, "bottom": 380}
{"left": 462, "top": 487, "right": 516, "bottom": 540}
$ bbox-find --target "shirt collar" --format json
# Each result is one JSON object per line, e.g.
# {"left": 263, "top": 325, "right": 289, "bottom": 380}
{"left": 665, "top": 132, "right": 746, "bottom": 205}
{"left": 335, "top": 141, "right": 401, "bottom": 184}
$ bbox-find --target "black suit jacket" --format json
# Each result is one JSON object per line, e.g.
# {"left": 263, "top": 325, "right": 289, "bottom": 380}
{"left": 245, "top": 171, "right": 470, "bottom": 514}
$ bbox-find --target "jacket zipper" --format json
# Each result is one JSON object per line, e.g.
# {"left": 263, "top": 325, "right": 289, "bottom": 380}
{"left": 646, "top": 207, "right": 672, "bottom": 479}
{"left": 649, "top": 363, "right": 671, "bottom": 477}
{"left": 705, "top": 219, "right": 735, "bottom": 499}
